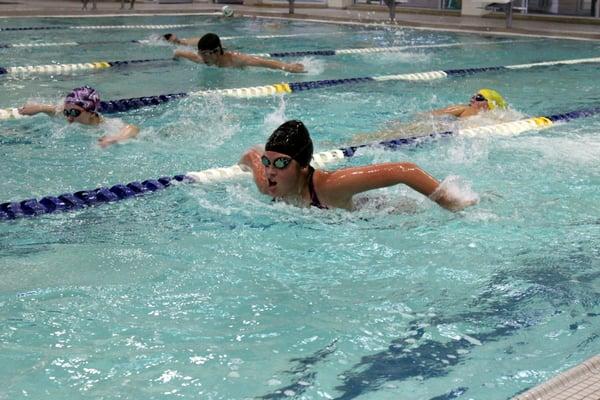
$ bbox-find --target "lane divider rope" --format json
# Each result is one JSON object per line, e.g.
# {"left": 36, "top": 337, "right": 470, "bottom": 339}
{"left": 0, "top": 23, "right": 200, "bottom": 31}
{"left": 0, "top": 57, "right": 171, "bottom": 75}
{"left": 250, "top": 39, "right": 521, "bottom": 58}
{"left": 1, "top": 107, "right": 597, "bottom": 220}
{"left": 2, "top": 56, "right": 599, "bottom": 119}
{"left": 0, "top": 31, "right": 382, "bottom": 49}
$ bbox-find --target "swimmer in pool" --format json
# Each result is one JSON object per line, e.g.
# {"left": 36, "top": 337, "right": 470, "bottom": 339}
{"left": 18, "top": 86, "right": 139, "bottom": 148}
{"left": 350, "top": 88, "right": 509, "bottom": 144}
{"left": 239, "top": 120, "right": 476, "bottom": 211}
{"left": 161, "top": 8, "right": 234, "bottom": 47}
{"left": 430, "top": 88, "right": 507, "bottom": 118}
{"left": 173, "top": 33, "right": 305, "bottom": 73}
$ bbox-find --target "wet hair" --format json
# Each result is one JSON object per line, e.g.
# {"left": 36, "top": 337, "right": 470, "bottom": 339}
{"left": 265, "top": 120, "right": 313, "bottom": 167}
{"left": 163, "top": 33, "right": 173, "bottom": 41}
{"left": 64, "top": 86, "right": 100, "bottom": 113}
{"left": 197, "top": 33, "right": 223, "bottom": 55}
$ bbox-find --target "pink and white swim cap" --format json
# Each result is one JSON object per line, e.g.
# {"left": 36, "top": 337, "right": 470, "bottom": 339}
{"left": 64, "top": 86, "right": 101, "bottom": 113}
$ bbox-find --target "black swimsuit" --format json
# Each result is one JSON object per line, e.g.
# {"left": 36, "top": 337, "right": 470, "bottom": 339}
{"left": 307, "top": 167, "right": 327, "bottom": 209}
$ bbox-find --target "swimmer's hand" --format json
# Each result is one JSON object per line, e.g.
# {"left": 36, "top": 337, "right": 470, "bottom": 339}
{"left": 238, "top": 145, "right": 263, "bottom": 171}
{"left": 98, "top": 124, "right": 139, "bottom": 148}
{"left": 98, "top": 135, "right": 121, "bottom": 148}
{"left": 239, "top": 146, "right": 269, "bottom": 195}
{"left": 286, "top": 63, "right": 305, "bottom": 73}
{"left": 429, "top": 178, "right": 479, "bottom": 212}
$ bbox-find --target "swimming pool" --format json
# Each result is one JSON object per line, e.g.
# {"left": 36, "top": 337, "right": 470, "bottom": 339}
{"left": 1, "top": 14, "right": 599, "bottom": 399}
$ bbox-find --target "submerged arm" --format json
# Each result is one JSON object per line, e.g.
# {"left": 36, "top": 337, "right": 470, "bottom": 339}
{"left": 98, "top": 124, "right": 139, "bottom": 148}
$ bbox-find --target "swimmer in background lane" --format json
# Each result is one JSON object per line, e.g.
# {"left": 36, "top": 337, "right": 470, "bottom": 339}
{"left": 430, "top": 88, "right": 508, "bottom": 118}
{"left": 239, "top": 120, "right": 477, "bottom": 212}
{"left": 351, "top": 88, "right": 509, "bottom": 144}
{"left": 173, "top": 33, "right": 305, "bottom": 73}
{"left": 161, "top": 7, "right": 234, "bottom": 47}
{"left": 17, "top": 86, "right": 139, "bottom": 148}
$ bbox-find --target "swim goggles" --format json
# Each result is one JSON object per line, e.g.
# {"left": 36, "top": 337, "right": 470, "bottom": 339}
{"left": 199, "top": 48, "right": 220, "bottom": 56}
{"left": 471, "top": 93, "right": 487, "bottom": 102}
{"left": 63, "top": 108, "right": 82, "bottom": 118}
{"left": 261, "top": 155, "right": 292, "bottom": 169}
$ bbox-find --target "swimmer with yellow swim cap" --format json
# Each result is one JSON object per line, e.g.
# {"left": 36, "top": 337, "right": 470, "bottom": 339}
{"left": 431, "top": 88, "right": 507, "bottom": 118}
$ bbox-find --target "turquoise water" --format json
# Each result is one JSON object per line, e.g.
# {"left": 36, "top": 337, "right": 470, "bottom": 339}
{"left": 1, "top": 15, "right": 599, "bottom": 400}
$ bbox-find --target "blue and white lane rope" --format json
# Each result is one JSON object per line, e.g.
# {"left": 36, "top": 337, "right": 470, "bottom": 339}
{"left": 0, "top": 57, "right": 172, "bottom": 75}
{"left": 0, "top": 31, "right": 381, "bottom": 49}
{"left": 2, "top": 107, "right": 598, "bottom": 220}
{"left": 0, "top": 23, "right": 199, "bottom": 31}
{"left": 250, "top": 40, "right": 522, "bottom": 58}
{"left": 2, "top": 55, "right": 599, "bottom": 120}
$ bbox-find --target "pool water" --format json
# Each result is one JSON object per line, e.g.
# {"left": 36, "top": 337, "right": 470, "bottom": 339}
{"left": 1, "top": 15, "right": 599, "bottom": 400}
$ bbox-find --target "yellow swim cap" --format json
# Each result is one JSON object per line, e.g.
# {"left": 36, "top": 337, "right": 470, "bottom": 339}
{"left": 478, "top": 88, "right": 507, "bottom": 110}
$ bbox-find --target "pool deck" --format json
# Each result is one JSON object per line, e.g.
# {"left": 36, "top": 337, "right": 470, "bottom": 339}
{"left": 513, "top": 354, "right": 600, "bottom": 400}
{"left": 1, "top": 2, "right": 599, "bottom": 400}
{"left": 0, "top": 0, "right": 599, "bottom": 40}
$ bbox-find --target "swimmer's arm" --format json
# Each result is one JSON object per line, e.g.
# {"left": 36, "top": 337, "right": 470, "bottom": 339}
{"left": 237, "top": 54, "right": 305, "bottom": 73}
{"left": 239, "top": 147, "right": 269, "bottom": 194}
{"left": 179, "top": 37, "right": 200, "bottom": 46}
{"left": 18, "top": 103, "right": 60, "bottom": 117}
{"left": 430, "top": 105, "right": 469, "bottom": 117}
{"left": 98, "top": 124, "right": 139, "bottom": 148}
{"left": 321, "top": 163, "right": 467, "bottom": 211}
{"left": 173, "top": 49, "right": 203, "bottom": 63}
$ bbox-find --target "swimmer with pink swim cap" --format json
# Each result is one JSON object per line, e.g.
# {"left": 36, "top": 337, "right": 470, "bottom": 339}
{"left": 18, "top": 85, "right": 139, "bottom": 148}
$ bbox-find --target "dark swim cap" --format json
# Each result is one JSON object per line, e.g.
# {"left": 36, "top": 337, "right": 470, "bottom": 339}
{"left": 265, "top": 120, "right": 313, "bottom": 167}
{"left": 197, "top": 33, "right": 223, "bottom": 55}
{"left": 163, "top": 33, "right": 173, "bottom": 41}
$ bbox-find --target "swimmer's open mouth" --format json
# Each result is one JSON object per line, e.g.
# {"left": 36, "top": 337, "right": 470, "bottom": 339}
{"left": 268, "top": 179, "right": 276, "bottom": 187}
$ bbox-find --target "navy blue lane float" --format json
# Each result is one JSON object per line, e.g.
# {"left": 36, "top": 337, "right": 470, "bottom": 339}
{"left": 98, "top": 92, "right": 188, "bottom": 114}
{"left": 1, "top": 107, "right": 599, "bottom": 221}
{"left": 0, "top": 176, "right": 189, "bottom": 220}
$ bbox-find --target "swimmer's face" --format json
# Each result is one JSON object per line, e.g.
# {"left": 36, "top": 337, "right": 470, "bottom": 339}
{"left": 262, "top": 150, "right": 301, "bottom": 197}
{"left": 199, "top": 48, "right": 220, "bottom": 65}
{"left": 63, "top": 103, "right": 95, "bottom": 125}
{"left": 166, "top": 34, "right": 178, "bottom": 43}
{"left": 470, "top": 93, "right": 489, "bottom": 110}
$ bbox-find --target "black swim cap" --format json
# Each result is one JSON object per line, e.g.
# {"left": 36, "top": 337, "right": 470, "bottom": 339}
{"left": 265, "top": 120, "right": 313, "bottom": 167}
{"left": 197, "top": 33, "right": 223, "bottom": 55}
{"left": 163, "top": 33, "right": 173, "bottom": 40}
